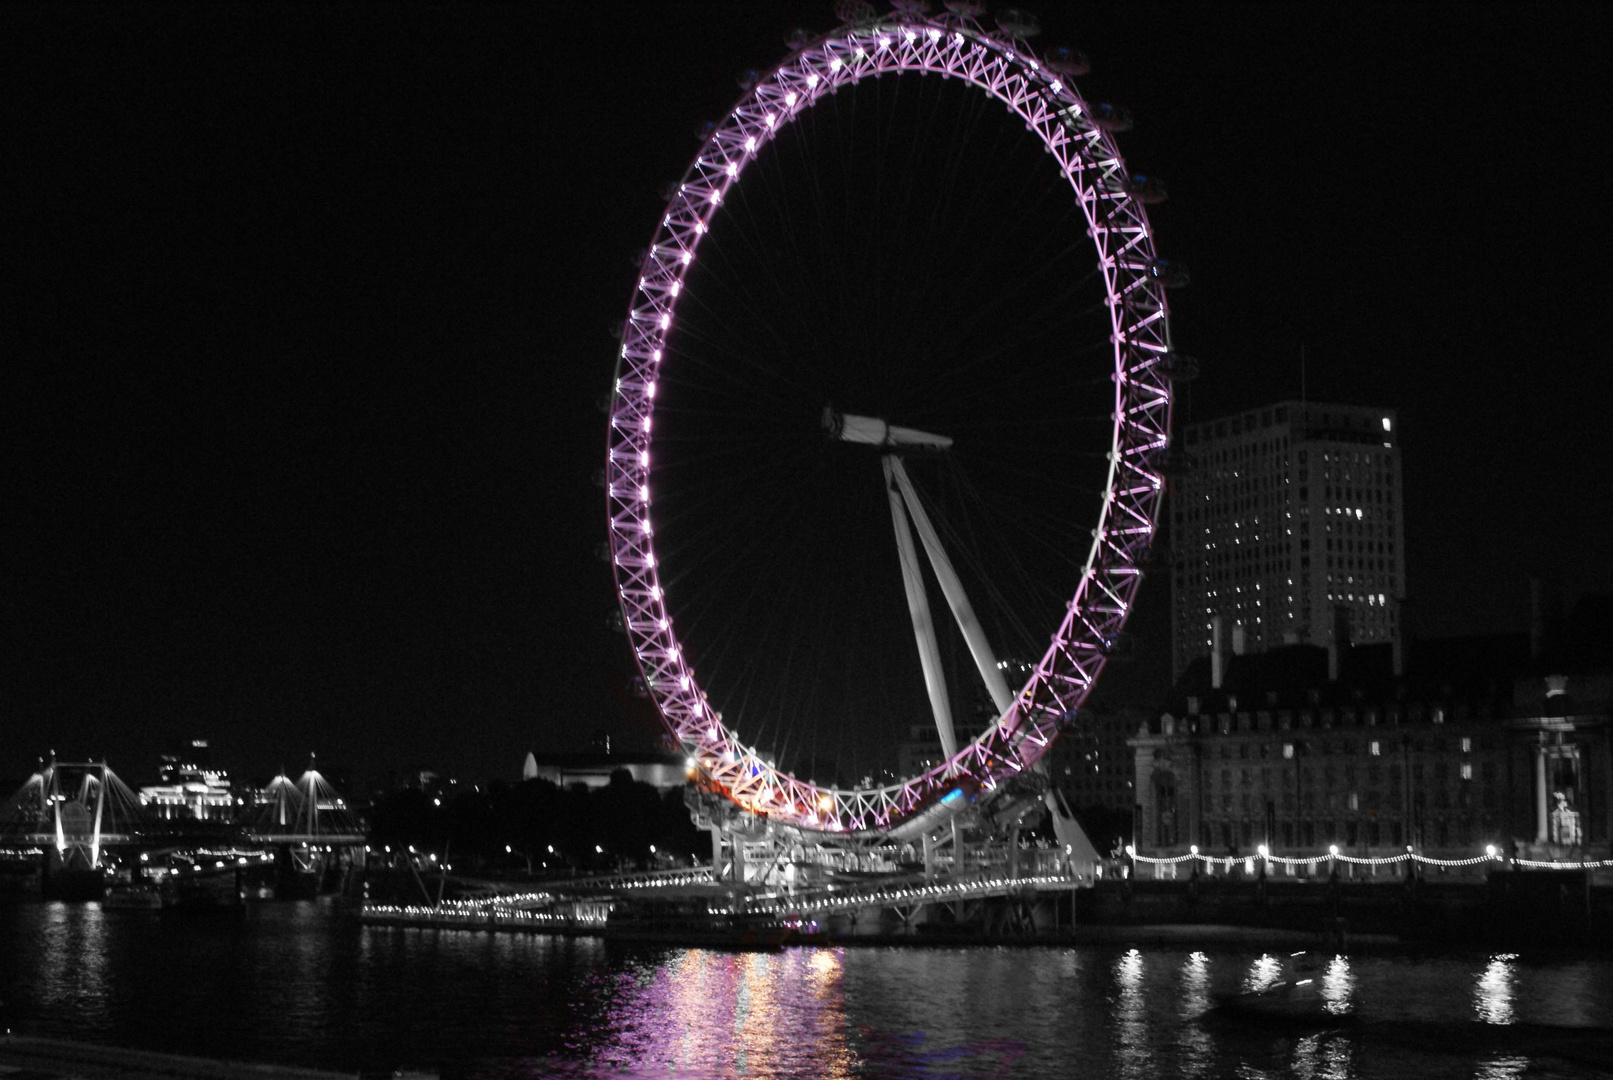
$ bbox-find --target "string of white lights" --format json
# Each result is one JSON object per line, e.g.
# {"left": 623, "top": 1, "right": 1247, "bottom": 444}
{"left": 1127, "top": 844, "right": 1613, "bottom": 870}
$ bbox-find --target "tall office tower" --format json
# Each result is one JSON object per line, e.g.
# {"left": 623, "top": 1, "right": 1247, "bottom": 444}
{"left": 1171, "top": 401, "right": 1406, "bottom": 680}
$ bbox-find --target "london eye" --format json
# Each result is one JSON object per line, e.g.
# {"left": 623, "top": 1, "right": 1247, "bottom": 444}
{"left": 604, "top": 3, "right": 1181, "bottom": 838}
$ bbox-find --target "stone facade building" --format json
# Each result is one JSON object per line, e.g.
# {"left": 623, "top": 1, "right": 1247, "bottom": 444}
{"left": 1130, "top": 634, "right": 1611, "bottom": 861}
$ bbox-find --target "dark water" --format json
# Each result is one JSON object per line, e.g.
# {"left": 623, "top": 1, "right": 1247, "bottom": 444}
{"left": 3, "top": 900, "right": 1611, "bottom": 1078}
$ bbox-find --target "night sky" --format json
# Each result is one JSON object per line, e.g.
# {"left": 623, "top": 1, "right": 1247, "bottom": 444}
{"left": 9, "top": 2, "right": 1611, "bottom": 790}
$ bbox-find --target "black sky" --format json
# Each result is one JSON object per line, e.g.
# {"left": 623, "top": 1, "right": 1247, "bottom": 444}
{"left": 8, "top": 2, "right": 1611, "bottom": 789}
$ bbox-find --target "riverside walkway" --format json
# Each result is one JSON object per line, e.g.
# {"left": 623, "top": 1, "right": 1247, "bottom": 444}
{"left": 0, "top": 1036, "right": 432, "bottom": 1080}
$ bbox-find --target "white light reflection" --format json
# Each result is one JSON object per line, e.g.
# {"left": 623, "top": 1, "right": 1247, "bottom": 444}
{"left": 1473, "top": 1056, "right": 1530, "bottom": 1080}
{"left": 1113, "top": 949, "right": 1147, "bottom": 1079}
{"left": 1180, "top": 951, "right": 1210, "bottom": 1014}
{"left": 1321, "top": 954, "right": 1354, "bottom": 1016}
{"left": 1475, "top": 954, "right": 1518, "bottom": 1024}
{"left": 1245, "top": 953, "right": 1282, "bottom": 993}
{"left": 36, "top": 903, "right": 111, "bottom": 1020}
{"left": 1179, "top": 951, "right": 1213, "bottom": 1078}
{"left": 1291, "top": 1032, "right": 1353, "bottom": 1079}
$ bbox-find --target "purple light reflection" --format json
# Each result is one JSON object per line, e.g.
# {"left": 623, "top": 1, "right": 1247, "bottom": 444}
{"left": 568, "top": 949, "right": 858, "bottom": 1079}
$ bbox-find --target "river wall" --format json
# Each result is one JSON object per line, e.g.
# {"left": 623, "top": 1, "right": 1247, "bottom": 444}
{"left": 1082, "top": 871, "right": 1613, "bottom": 948}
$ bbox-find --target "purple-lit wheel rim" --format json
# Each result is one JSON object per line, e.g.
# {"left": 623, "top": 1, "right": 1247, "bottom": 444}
{"left": 606, "top": 11, "right": 1173, "bottom": 836}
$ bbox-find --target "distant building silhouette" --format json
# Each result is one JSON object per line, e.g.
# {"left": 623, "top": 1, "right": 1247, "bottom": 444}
{"left": 1048, "top": 703, "right": 1143, "bottom": 816}
{"left": 1171, "top": 401, "right": 1405, "bottom": 681}
{"left": 522, "top": 751, "right": 686, "bottom": 791}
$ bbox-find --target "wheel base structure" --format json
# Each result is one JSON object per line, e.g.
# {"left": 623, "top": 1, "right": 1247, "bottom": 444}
{"left": 685, "top": 776, "right": 1066, "bottom": 890}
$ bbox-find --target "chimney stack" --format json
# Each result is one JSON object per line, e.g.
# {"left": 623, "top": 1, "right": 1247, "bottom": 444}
{"left": 1211, "top": 615, "right": 1224, "bottom": 689}
{"left": 1530, "top": 577, "right": 1543, "bottom": 660}
{"left": 1529, "top": 576, "right": 1559, "bottom": 662}
{"left": 1231, "top": 622, "right": 1247, "bottom": 656}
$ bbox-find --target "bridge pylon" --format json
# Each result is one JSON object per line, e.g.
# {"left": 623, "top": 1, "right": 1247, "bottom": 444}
{"left": 242, "top": 759, "right": 365, "bottom": 897}
{"left": 1, "top": 759, "right": 147, "bottom": 899}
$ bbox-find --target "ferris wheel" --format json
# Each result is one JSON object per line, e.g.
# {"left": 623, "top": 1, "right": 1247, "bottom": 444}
{"left": 604, "top": 2, "right": 1183, "bottom": 838}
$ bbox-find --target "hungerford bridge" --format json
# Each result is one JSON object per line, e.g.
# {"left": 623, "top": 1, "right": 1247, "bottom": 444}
{"left": 0, "top": 758, "right": 365, "bottom": 898}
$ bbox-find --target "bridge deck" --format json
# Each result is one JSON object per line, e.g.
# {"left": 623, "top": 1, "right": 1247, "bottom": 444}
{"left": 360, "top": 872, "right": 1083, "bottom": 935}
{"left": 749, "top": 873, "right": 1082, "bottom": 917}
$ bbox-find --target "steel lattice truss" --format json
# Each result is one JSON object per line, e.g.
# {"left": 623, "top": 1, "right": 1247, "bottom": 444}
{"left": 605, "top": 8, "right": 1175, "bottom": 837}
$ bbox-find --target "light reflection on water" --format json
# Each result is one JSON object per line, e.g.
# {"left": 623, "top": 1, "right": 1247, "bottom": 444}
{"left": 5, "top": 903, "right": 1613, "bottom": 1079}
{"left": 1474, "top": 954, "right": 1517, "bottom": 1025}
{"left": 1113, "top": 948, "right": 1148, "bottom": 1080}
{"left": 543, "top": 948, "right": 861, "bottom": 1079}
{"left": 1472, "top": 1056, "right": 1530, "bottom": 1080}
{"left": 1244, "top": 952, "right": 1283, "bottom": 993}
{"left": 1291, "top": 1032, "right": 1353, "bottom": 1080}
{"left": 1177, "top": 952, "right": 1213, "bottom": 1078}
{"left": 33, "top": 904, "right": 104, "bottom": 1008}
{"left": 1321, "top": 954, "right": 1354, "bottom": 1016}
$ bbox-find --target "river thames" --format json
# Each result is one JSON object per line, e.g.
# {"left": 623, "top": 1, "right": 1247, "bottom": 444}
{"left": 3, "top": 900, "right": 1611, "bottom": 1079}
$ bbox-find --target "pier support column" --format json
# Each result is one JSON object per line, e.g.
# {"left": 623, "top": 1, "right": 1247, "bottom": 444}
{"left": 1534, "top": 746, "right": 1549, "bottom": 844}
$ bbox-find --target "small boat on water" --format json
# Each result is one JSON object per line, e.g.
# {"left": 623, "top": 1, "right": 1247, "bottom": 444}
{"left": 1210, "top": 952, "right": 1350, "bottom": 1027}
